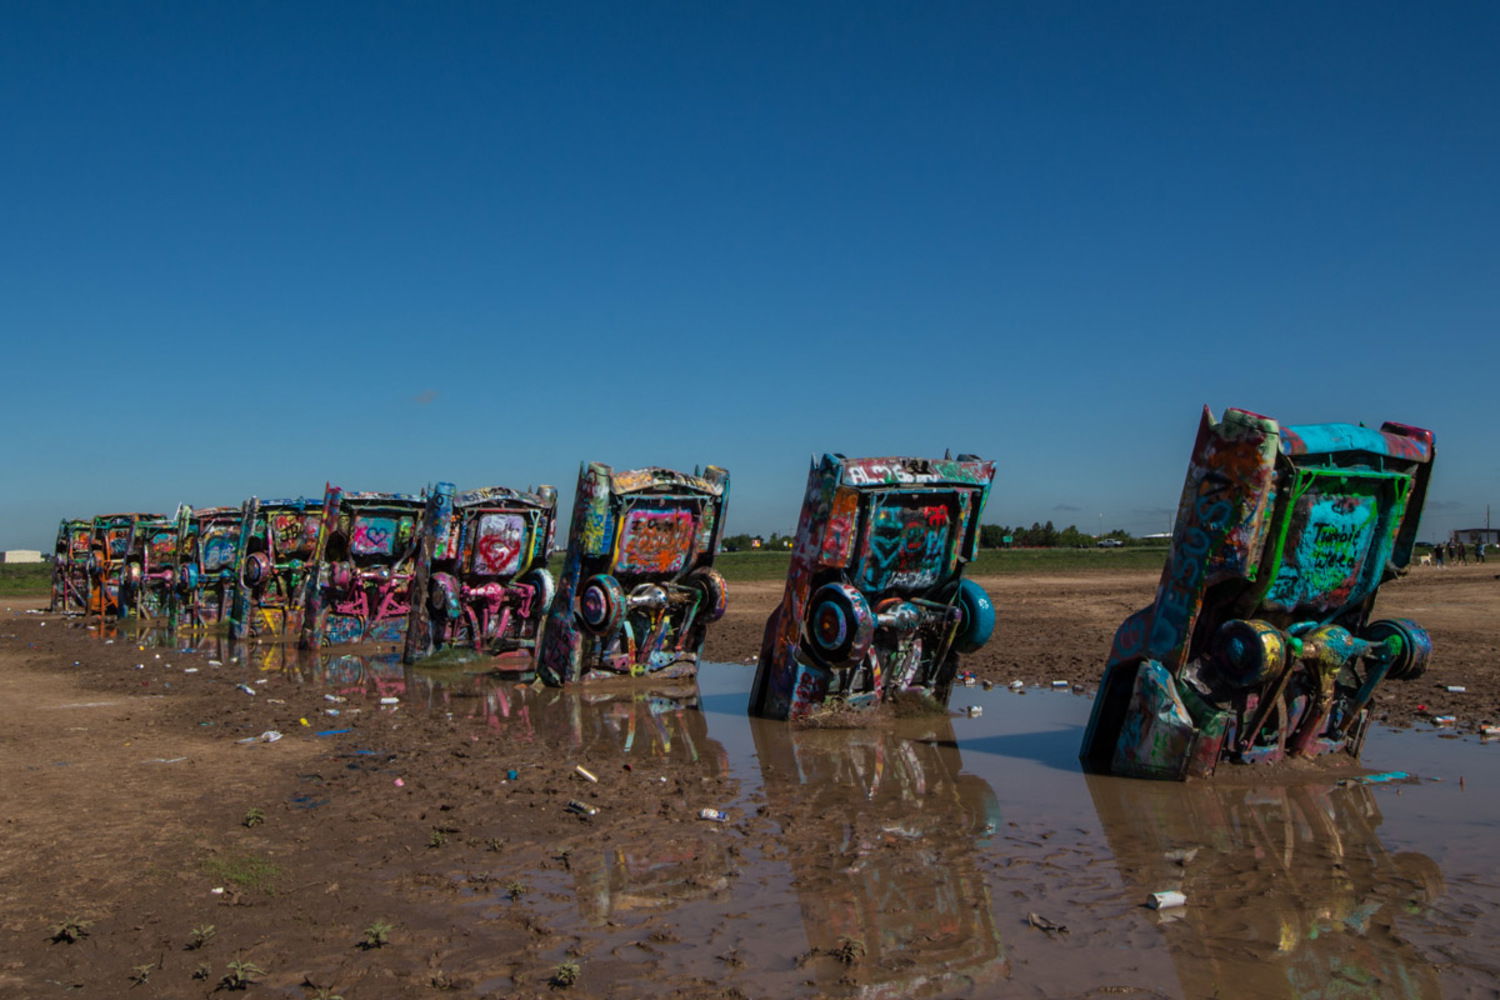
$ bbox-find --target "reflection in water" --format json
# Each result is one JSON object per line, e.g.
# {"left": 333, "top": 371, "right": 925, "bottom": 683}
{"left": 1086, "top": 774, "right": 1444, "bottom": 998}
{"left": 754, "top": 719, "right": 1008, "bottom": 998}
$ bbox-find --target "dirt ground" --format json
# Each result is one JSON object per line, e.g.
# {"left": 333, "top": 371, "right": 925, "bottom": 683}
{"left": 0, "top": 563, "right": 1495, "bottom": 998}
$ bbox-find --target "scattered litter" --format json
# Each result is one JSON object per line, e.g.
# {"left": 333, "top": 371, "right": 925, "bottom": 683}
{"left": 1481, "top": 725, "right": 1500, "bottom": 738}
{"left": 1009, "top": 680, "right": 1024, "bottom": 690}
{"left": 266, "top": 698, "right": 286, "bottom": 704}
{"left": 1051, "top": 680, "right": 1069, "bottom": 689}
{"left": 575, "top": 765, "right": 599, "bottom": 783}
{"left": 1447, "top": 685, "right": 1467, "bottom": 693}
{"left": 698, "top": 808, "right": 729, "bottom": 822}
{"left": 965, "top": 705, "right": 983, "bottom": 717}
{"left": 254, "top": 678, "right": 267, "bottom": 685}
{"left": 1340, "top": 770, "right": 1411, "bottom": 786}
{"left": 210, "top": 887, "right": 225, "bottom": 895}
{"left": 316, "top": 729, "right": 352, "bottom": 737}
{"left": 236, "top": 683, "right": 256, "bottom": 696}
{"left": 1147, "top": 890, "right": 1187, "bottom": 910}
{"left": 207, "top": 659, "right": 222, "bottom": 666}
{"left": 236, "top": 730, "right": 283, "bottom": 744}
{"left": 1434, "top": 715, "right": 1457, "bottom": 726}
{"left": 299, "top": 718, "right": 310, "bottom": 727}
{"left": 568, "top": 800, "right": 599, "bottom": 817}
{"left": 379, "top": 697, "right": 399, "bottom": 705}
{"left": 182, "top": 667, "right": 198, "bottom": 674}
{"left": 506, "top": 769, "right": 519, "bottom": 781}
{"left": 325, "top": 708, "right": 340, "bottom": 716}
{"left": 144, "top": 757, "right": 188, "bottom": 764}
{"left": 394, "top": 778, "right": 405, "bottom": 787}
{"left": 1026, "top": 911, "right": 1068, "bottom": 934}
{"left": 324, "top": 694, "right": 346, "bottom": 703}
{"left": 981, "top": 680, "right": 994, "bottom": 690}
{"left": 1164, "top": 847, "right": 1200, "bottom": 866}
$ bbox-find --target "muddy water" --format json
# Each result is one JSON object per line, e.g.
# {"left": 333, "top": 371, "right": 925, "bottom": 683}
{"left": 103, "top": 624, "right": 1500, "bottom": 996}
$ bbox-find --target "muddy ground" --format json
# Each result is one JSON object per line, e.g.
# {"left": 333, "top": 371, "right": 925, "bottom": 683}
{"left": 1, "top": 564, "right": 1496, "bottom": 999}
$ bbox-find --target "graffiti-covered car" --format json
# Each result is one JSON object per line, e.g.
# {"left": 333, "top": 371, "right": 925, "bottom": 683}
{"left": 119, "top": 516, "right": 181, "bottom": 619}
{"left": 404, "top": 482, "right": 559, "bottom": 662}
{"left": 538, "top": 463, "right": 730, "bottom": 684}
{"left": 88, "top": 512, "right": 164, "bottom": 618}
{"left": 302, "top": 487, "right": 426, "bottom": 646}
{"left": 1081, "top": 407, "right": 1435, "bottom": 780}
{"left": 174, "top": 505, "right": 243, "bottom": 628}
{"left": 49, "top": 518, "right": 94, "bottom": 613}
{"left": 749, "top": 454, "right": 996, "bottom": 721}
{"left": 230, "top": 494, "right": 331, "bottom": 639}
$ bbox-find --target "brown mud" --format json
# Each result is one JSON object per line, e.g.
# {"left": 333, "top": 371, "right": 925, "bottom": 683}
{"left": 0, "top": 563, "right": 1497, "bottom": 998}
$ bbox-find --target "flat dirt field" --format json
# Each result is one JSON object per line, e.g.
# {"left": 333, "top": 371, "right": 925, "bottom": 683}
{"left": 1, "top": 564, "right": 1496, "bottom": 999}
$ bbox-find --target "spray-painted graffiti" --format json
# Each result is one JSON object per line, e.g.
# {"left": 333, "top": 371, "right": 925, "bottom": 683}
{"left": 473, "top": 513, "right": 527, "bottom": 576}
{"left": 750, "top": 454, "right": 996, "bottom": 721}
{"left": 617, "top": 509, "right": 697, "bottom": 575}
{"left": 538, "top": 462, "right": 730, "bottom": 685}
{"left": 1082, "top": 407, "right": 1436, "bottom": 781}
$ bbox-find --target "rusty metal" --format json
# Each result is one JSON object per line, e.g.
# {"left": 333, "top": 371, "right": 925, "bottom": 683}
{"left": 537, "top": 462, "right": 730, "bottom": 684}
{"left": 749, "top": 454, "right": 997, "bottom": 720}
{"left": 1080, "top": 407, "right": 1436, "bottom": 780}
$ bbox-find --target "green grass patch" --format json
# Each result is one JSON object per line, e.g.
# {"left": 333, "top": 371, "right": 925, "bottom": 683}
{"left": 710, "top": 546, "right": 1167, "bottom": 583}
{"left": 0, "top": 563, "right": 51, "bottom": 597}
{"left": 202, "top": 853, "right": 282, "bottom": 893}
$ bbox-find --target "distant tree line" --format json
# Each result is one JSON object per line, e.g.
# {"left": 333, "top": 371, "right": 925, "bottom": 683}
{"left": 980, "top": 522, "right": 1137, "bottom": 548}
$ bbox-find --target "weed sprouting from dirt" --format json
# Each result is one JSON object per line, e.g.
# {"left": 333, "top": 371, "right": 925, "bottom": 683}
{"left": 241, "top": 807, "right": 266, "bottom": 828}
{"left": 428, "top": 827, "right": 448, "bottom": 848}
{"left": 360, "top": 920, "right": 393, "bottom": 950}
{"left": 192, "top": 963, "right": 211, "bottom": 981}
{"left": 832, "top": 936, "right": 867, "bottom": 965}
{"left": 202, "top": 853, "right": 282, "bottom": 893}
{"left": 50, "top": 917, "right": 91, "bottom": 943}
{"left": 187, "top": 924, "right": 216, "bottom": 950}
{"left": 220, "top": 958, "right": 265, "bottom": 990}
{"left": 550, "top": 961, "right": 581, "bottom": 988}
{"left": 129, "top": 961, "right": 155, "bottom": 985}
{"left": 485, "top": 837, "right": 505, "bottom": 853}
{"left": 506, "top": 880, "right": 529, "bottom": 901}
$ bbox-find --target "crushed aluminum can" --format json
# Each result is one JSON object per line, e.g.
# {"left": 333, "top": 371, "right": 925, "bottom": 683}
{"left": 182, "top": 667, "right": 198, "bottom": 674}
{"left": 1051, "top": 680, "right": 1070, "bottom": 689}
{"left": 236, "top": 683, "right": 256, "bottom": 696}
{"left": 698, "top": 808, "right": 729, "bottom": 822}
{"left": 1148, "top": 890, "right": 1187, "bottom": 910}
{"left": 1447, "top": 686, "right": 1467, "bottom": 693}
{"left": 965, "top": 705, "right": 983, "bottom": 717}
{"left": 379, "top": 696, "right": 399, "bottom": 705}
{"left": 1433, "top": 715, "right": 1457, "bottom": 726}
{"left": 575, "top": 765, "right": 598, "bottom": 783}
{"left": 567, "top": 800, "right": 598, "bottom": 817}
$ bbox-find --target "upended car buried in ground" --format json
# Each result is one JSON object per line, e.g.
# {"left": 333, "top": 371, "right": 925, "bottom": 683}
{"left": 402, "top": 481, "right": 559, "bottom": 664}
{"left": 748, "top": 454, "right": 998, "bottom": 720}
{"left": 537, "top": 462, "right": 730, "bottom": 684}
{"left": 301, "top": 487, "right": 427, "bottom": 646}
{"left": 1080, "top": 406, "right": 1436, "bottom": 780}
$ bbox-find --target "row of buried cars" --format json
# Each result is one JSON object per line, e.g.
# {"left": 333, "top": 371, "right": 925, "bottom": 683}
{"left": 49, "top": 406, "right": 1440, "bottom": 781}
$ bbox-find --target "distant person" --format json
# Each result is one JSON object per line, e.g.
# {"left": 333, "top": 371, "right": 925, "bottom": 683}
{"left": 1457, "top": 540, "right": 1468, "bottom": 565}
{"left": 1434, "top": 544, "right": 1445, "bottom": 567}
{"left": 1477, "top": 542, "right": 1486, "bottom": 563}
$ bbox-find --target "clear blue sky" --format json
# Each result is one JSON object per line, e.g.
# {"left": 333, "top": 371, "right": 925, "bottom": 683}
{"left": 3, "top": 2, "right": 1497, "bottom": 549}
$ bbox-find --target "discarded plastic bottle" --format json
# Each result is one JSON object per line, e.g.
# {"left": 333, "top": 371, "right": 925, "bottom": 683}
{"left": 698, "top": 808, "right": 729, "bottom": 822}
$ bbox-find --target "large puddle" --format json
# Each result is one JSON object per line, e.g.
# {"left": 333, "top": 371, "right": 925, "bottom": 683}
{"left": 99, "top": 625, "right": 1500, "bottom": 996}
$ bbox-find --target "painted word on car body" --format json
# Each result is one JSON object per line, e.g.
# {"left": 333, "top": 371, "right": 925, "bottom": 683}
{"left": 403, "top": 481, "right": 559, "bottom": 664}
{"left": 749, "top": 454, "right": 997, "bottom": 720}
{"left": 1080, "top": 407, "right": 1435, "bottom": 780}
{"left": 537, "top": 462, "right": 730, "bottom": 684}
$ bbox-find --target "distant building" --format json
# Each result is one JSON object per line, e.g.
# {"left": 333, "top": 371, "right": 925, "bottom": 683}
{"left": 1452, "top": 528, "right": 1500, "bottom": 546}
{"left": 0, "top": 550, "right": 43, "bottom": 564}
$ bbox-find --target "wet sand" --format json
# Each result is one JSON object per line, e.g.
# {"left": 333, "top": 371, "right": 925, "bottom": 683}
{"left": 1, "top": 564, "right": 1497, "bottom": 998}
